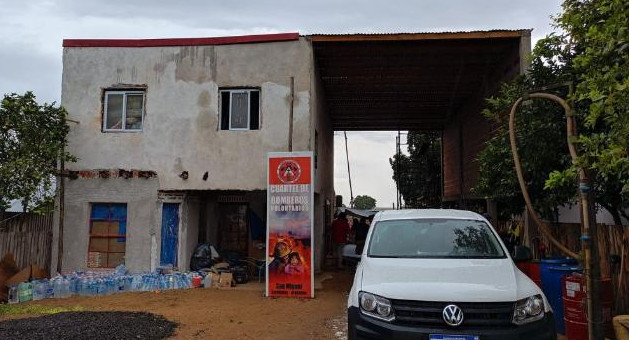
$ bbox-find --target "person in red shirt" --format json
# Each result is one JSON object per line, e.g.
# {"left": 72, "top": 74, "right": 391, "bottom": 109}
{"left": 332, "top": 212, "right": 351, "bottom": 269}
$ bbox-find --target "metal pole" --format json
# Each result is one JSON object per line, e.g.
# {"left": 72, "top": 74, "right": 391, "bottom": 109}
{"left": 57, "top": 157, "right": 64, "bottom": 274}
{"left": 344, "top": 132, "right": 354, "bottom": 207}
{"left": 288, "top": 77, "right": 294, "bottom": 152}
{"left": 580, "top": 172, "right": 601, "bottom": 340}
{"left": 397, "top": 131, "right": 401, "bottom": 209}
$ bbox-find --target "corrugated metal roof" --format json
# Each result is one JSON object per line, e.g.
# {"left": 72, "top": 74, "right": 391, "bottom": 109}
{"left": 307, "top": 29, "right": 531, "bottom": 36}
{"left": 307, "top": 29, "right": 531, "bottom": 42}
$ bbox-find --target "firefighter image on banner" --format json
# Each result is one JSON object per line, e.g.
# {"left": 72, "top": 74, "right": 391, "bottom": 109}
{"left": 266, "top": 152, "right": 314, "bottom": 298}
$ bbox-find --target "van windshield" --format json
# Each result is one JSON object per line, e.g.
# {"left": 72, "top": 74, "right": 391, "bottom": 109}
{"left": 367, "top": 218, "right": 506, "bottom": 258}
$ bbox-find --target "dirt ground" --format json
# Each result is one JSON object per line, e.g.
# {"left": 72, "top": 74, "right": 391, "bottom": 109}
{"left": 0, "top": 269, "right": 353, "bottom": 340}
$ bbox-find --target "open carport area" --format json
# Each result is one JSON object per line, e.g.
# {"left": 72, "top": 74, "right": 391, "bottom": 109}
{"left": 312, "top": 30, "right": 530, "bottom": 205}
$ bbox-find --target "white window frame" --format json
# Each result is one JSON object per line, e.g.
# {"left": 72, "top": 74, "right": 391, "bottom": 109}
{"left": 219, "top": 89, "right": 259, "bottom": 131}
{"left": 103, "top": 90, "right": 145, "bottom": 132}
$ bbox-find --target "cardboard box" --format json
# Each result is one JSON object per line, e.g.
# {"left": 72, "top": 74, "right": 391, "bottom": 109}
{"left": 0, "top": 254, "right": 19, "bottom": 284}
{"left": 218, "top": 272, "right": 233, "bottom": 288}
{"left": 210, "top": 273, "right": 221, "bottom": 288}
{"left": 5, "top": 266, "right": 32, "bottom": 286}
{"left": 31, "top": 264, "right": 48, "bottom": 280}
{"left": 0, "top": 253, "right": 19, "bottom": 303}
{"left": 5, "top": 264, "right": 48, "bottom": 286}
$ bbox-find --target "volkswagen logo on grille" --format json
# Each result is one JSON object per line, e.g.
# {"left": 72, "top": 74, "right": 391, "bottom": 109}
{"left": 442, "top": 304, "right": 464, "bottom": 327}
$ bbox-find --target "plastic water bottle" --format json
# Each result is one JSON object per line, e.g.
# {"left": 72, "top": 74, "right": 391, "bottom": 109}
{"left": 53, "top": 278, "right": 64, "bottom": 298}
{"left": 131, "top": 274, "right": 142, "bottom": 291}
{"left": 79, "top": 278, "right": 89, "bottom": 296}
{"left": 107, "top": 278, "right": 116, "bottom": 295}
{"left": 70, "top": 276, "right": 79, "bottom": 295}
{"left": 46, "top": 280, "right": 54, "bottom": 298}
{"left": 89, "top": 278, "right": 98, "bottom": 296}
{"left": 32, "top": 280, "right": 46, "bottom": 301}
{"left": 31, "top": 280, "right": 42, "bottom": 301}
{"left": 63, "top": 277, "right": 71, "bottom": 298}
{"left": 167, "top": 275, "right": 174, "bottom": 290}
{"left": 123, "top": 276, "right": 132, "bottom": 292}
{"left": 18, "top": 282, "right": 33, "bottom": 302}
{"left": 97, "top": 279, "right": 106, "bottom": 296}
{"left": 8, "top": 285, "right": 19, "bottom": 304}
{"left": 114, "top": 264, "right": 128, "bottom": 275}
{"left": 184, "top": 274, "right": 192, "bottom": 289}
{"left": 203, "top": 274, "right": 212, "bottom": 288}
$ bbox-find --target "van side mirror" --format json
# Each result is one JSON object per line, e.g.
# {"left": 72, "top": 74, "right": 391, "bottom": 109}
{"left": 512, "top": 246, "right": 532, "bottom": 262}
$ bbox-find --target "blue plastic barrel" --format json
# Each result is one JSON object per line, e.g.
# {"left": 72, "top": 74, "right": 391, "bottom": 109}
{"left": 540, "top": 260, "right": 581, "bottom": 334}
{"left": 540, "top": 258, "right": 578, "bottom": 297}
{"left": 540, "top": 258, "right": 577, "bottom": 303}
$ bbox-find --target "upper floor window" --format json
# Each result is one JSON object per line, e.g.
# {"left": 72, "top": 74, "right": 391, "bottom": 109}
{"left": 104, "top": 90, "right": 145, "bottom": 131}
{"left": 220, "top": 88, "right": 260, "bottom": 130}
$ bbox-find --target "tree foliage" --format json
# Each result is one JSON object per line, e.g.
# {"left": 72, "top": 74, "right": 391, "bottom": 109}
{"left": 557, "top": 0, "right": 629, "bottom": 194}
{"left": 390, "top": 131, "right": 441, "bottom": 208}
{"left": 476, "top": 0, "right": 629, "bottom": 224}
{"left": 353, "top": 195, "right": 376, "bottom": 210}
{"left": 474, "top": 46, "right": 575, "bottom": 220}
{"left": 0, "top": 92, "right": 75, "bottom": 212}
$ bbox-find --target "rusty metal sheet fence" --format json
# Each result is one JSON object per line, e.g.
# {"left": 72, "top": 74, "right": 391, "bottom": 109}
{"left": 0, "top": 212, "right": 53, "bottom": 273}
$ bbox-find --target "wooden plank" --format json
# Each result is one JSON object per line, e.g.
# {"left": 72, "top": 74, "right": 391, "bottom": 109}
{"left": 0, "top": 212, "right": 53, "bottom": 271}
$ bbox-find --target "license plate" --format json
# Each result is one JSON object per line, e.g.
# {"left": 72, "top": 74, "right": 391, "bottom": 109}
{"left": 429, "top": 335, "right": 480, "bottom": 340}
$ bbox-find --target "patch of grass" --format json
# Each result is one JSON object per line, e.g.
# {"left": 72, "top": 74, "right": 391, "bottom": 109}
{"left": 0, "top": 304, "right": 84, "bottom": 316}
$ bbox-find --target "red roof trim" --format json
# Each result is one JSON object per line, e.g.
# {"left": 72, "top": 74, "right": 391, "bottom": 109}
{"left": 63, "top": 33, "right": 300, "bottom": 48}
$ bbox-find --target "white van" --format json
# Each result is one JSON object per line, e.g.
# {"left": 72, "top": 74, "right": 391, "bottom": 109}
{"left": 347, "top": 209, "right": 555, "bottom": 340}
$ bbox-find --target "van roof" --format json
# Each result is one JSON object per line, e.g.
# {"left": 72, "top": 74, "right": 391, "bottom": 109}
{"left": 374, "top": 209, "right": 485, "bottom": 222}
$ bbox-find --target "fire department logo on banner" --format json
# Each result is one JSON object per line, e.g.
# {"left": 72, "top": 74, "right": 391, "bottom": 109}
{"left": 277, "top": 160, "right": 301, "bottom": 184}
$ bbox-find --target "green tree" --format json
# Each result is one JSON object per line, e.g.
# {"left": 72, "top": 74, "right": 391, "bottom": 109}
{"left": 390, "top": 131, "right": 442, "bottom": 208}
{"left": 474, "top": 38, "right": 575, "bottom": 220}
{"left": 0, "top": 92, "right": 75, "bottom": 212}
{"left": 551, "top": 0, "right": 629, "bottom": 225}
{"left": 557, "top": 0, "right": 629, "bottom": 196}
{"left": 476, "top": 0, "right": 629, "bottom": 224}
{"left": 353, "top": 195, "right": 376, "bottom": 210}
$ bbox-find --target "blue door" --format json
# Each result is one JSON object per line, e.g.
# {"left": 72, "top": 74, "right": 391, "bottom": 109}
{"left": 160, "top": 203, "right": 180, "bottom": 267}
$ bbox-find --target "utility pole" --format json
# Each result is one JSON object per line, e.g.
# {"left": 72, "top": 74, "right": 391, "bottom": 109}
{"left": 396, "top": 131, "right": 401, "bottom": 209}
{"left": 344, "top": 132, "right": 354, "bottom": 207}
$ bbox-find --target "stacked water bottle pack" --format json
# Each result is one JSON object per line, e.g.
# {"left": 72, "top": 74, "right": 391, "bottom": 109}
{"left": 7, "top": 265, "right": 202, "bottom": 304}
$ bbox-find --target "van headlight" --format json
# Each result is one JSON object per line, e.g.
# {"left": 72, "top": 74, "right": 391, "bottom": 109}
{"left": 359, "top": 292, "right": 395, "bottom": 322}
{"left": 512, "top": 294, "right": 545, "bottom": 325}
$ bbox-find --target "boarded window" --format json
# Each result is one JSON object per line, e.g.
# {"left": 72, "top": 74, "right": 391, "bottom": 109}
{"left": 219, "top": 89, "right": 260, "bottom": 130}
{"left": 88, "top": 203, "right": 127, "bottom": 268}
{"left": 104, "top": 90, "right": 145, "bottom": 131}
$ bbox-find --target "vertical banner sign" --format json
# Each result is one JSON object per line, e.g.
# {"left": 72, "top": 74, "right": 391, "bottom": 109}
{"left": 266, "top": 152, "right": 314, "bottom": 298}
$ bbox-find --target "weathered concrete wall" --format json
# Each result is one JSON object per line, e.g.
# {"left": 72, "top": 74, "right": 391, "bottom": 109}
{"left": 61, "top": 38, "right": 313, "bottom": 190}
{"left": 59, "top": 178, "right": 160, "bottom": 273}
{"left": 310, "top": 48, "right": 335, "bottom": 271}
{"left": 59, "top": 38, "right": 333, "bottom": 273}
{"left": 180, "top": 197, "right": 200, "bottom": 271}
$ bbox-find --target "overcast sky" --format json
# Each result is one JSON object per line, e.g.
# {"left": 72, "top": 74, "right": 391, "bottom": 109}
{"left": 0, "top": 0, "right": 563, "bottom": 208}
